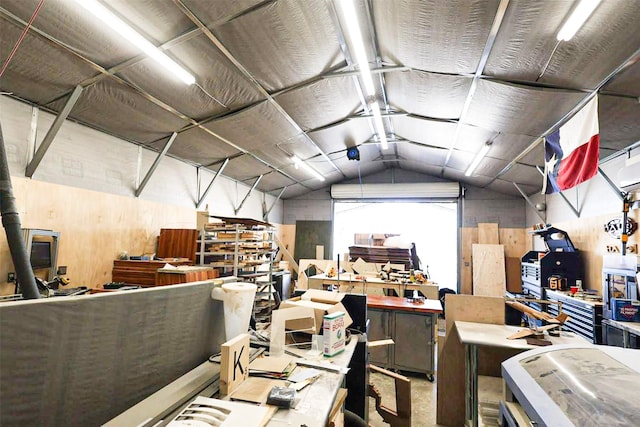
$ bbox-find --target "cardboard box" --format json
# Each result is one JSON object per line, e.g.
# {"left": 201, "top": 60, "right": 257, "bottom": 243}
{"left": 278, "top": 289, "right": 353, "bottom": 334}
{"left": 323, "top": 311, "right": 346, "bottom": 357}
{"left": 612, "top": 299, "right": 640, "bottom": 322}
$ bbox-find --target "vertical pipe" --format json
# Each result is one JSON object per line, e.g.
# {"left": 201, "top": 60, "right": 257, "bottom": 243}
{"left": 0, "top": 125, "right": 40, "bottom": 298}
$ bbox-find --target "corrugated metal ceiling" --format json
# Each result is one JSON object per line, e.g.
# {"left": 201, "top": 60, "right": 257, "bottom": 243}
{"left": 0, "top": 0, "right": 638, "bottom": 200}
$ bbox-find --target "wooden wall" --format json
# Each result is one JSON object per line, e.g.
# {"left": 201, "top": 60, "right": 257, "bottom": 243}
{"left": 460, "top": 226, "right": 531, "bottom": 294}
{"left": 0, "top": 177, "right": 196, "bottom": 295}
{"left": 555, "top": 209, "right": 640, "bottom": 292}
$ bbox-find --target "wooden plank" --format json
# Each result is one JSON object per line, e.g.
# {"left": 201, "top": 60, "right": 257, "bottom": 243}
{"left": 472, "top": 244, "right": 506, "bottom": 297}
{"left": 220, "top": 333, "right": 250, "bottom": 396}
{"left": 505, "top": 257, "right": 522, "bottom": 293}
{"left": 499, "top": 228, "right": 529, "bottom": 258}
{"left": 478, "top": 223, "right": 499, "bottom": 244}
{"left": 460, "top": 227, "right": 478, "bottom": 295}
{"left": 436, "top": 295, "right": 505, "bottom": 427}
{"left": 156, "top": 228, "right": 198, "bottom": 262}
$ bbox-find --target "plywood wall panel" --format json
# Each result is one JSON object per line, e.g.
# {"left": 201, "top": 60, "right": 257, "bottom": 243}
{"left": 0, "top": 177, "right": 195, "bottom": 294}
{"left": 478, "top": 223, "right": 499, "bottom": 244}
{"left": 555, "top": 210, "right": 639, "bottom": 292}
{"left": 472, "top": 244, "right": 506, "bottom": 296}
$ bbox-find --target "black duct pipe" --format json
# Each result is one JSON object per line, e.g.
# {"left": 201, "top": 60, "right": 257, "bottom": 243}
{"left": 0, "top": 124, "right": 40, "bottom": 299}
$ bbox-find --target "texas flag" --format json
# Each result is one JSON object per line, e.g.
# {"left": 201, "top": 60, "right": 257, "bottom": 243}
{"left": 542, "top": 96, "right": 600, "bottom": 194}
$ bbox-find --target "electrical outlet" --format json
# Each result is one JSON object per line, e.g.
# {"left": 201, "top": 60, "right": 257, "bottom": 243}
{"left": 8, "top": 272, "right": 16, "bottom": 282}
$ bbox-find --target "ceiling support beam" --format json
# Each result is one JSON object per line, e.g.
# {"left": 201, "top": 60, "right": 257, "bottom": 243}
{"left": 442, "top": 0, "right": 510, "bottom": 172}
{"left": 0, "top": 8, "right": 309, "bottom": 191}
{"left": 235, "top": 175, "right": 263, "bottom": 215}
{"left": 135, "top": 132, "right": 177, "bottom": 197}
{"left": 535, "top": 166, "right": 580, "bottom": 217}
{"left": 491, "top": 47, "right": 640, "bottom": 185}
{"left": 25, "top": 85, "right": 83, "bottom": 178}
{"left": 196, "top": 158, "right": 229, "bottom": 209}
{"left": 597, "top": 167, "right": 625, "bottom": 201}
{"left": 263, "top": 186, "right": 287, "bottom": 221}
{"left": 513, "top": 183, "right": 546, "bottom": 224}
{"left": 173, "top": 0, "right": 344, "bottom": 178}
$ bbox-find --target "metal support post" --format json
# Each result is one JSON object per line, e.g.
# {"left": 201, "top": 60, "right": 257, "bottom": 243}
{"left": 196, "top": 158, "right": 229, "bottom": 208}
{"left": 25, "top": 85, "right": 83, "bottom": 178}
{"left": 597, "top": 167, "right": 625, "bottom": 201}
{"left": 513, "top": 183, "right": 546, "bottom": 224}
{"left": 263, "top": 186, "right": 287, "bottom": 221}
{"left": 234, "top": 175, "right": 263, "bottom": 215}
{"left": 536, "top": 166, "right": 580, "bottom": 217}
{"left": 135, "top": 132, "right": 177, "bottom": 197}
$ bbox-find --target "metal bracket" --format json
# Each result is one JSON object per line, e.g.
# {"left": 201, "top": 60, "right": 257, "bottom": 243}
{"left": 597, "top": 167, "right": 625, "bottom": 201}
{"left": 25, "top": 85, "right": 83, "bottom": 178}
{"left": 135, "top": 132, "right": 177, "bottom": 197}
{"left": 536, "top": 166, "right": 580, "bottom": 217}
{"left": 513, "top": 183, "right": 546, "bottom": 224}
{"left": 263, "top": 186, "right": 287, "bottom": 221}
{"left": 234, "top": 175, "right": 263, "bottom": 215}
{"left": 196, "top": 158, "right": 229, "bottom": 208}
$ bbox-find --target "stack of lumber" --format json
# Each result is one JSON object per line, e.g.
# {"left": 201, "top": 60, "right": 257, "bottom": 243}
{"left": 348, "top": 245, "right": 412, "bottom": 269}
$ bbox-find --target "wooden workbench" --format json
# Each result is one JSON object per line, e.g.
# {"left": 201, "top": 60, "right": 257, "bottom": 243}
{"left": 307, "top": 273, "right": 437, "bottom": 297}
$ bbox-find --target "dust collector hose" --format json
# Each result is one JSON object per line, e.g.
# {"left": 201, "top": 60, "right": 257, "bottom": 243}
{"left": 0, "top": 124, "right": 40, "bottom": 299}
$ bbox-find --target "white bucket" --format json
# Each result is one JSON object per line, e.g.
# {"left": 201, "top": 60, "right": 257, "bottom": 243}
{"left": 211, "top": 282, "right": 257, "bottom": 341}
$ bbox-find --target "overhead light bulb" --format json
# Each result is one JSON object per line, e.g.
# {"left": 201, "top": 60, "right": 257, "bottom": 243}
{"left": 340, "top": 0, "right": 375, "bottom": 96}
{"left": 556, "top": 0, "right": 601, "bottom": 41}
{"left": 74, "top": 0, "right": 196, "bottom": 85}
{"left": 465, "top": 143, "right": 492, "bottom": 176}
{"left": 370, "top": 102, "right": 388, "bottom": 150}
{"left": 292, "top": 155, "right": 325, "bottom": 182}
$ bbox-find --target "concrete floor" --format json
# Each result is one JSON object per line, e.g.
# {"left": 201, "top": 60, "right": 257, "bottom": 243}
{"left": 366, "top": 318, "right": 502, "bottom": 427}
{"left": 367, "top": 371, "right": 442, "bottom": 427}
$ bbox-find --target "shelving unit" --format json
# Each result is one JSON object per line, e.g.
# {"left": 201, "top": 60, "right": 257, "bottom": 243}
{"left": 197, "top": 218, "right": 277, "bottom": 322}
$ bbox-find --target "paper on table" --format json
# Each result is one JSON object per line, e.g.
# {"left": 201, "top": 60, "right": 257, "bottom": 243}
{"left": 288, "top": 367, "right": 322, "bottom": 383}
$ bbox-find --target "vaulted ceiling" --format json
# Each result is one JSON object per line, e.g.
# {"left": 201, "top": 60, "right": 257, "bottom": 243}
{"left": 1, "top": 0, "right": 639, "bottom": 199}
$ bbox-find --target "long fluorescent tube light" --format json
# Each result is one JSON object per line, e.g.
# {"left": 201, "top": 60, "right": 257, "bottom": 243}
{"left": 465, "top": 143, "right": 491, "bottom": 176}
{"left": 370, "top": 102, "right": 388, "bottom": 150}
{"left": 292, "top": 155, "right": 325, "bottom": 181}
{"left": 556, "top": 0, "right": 601, "bottom": 41}
{"left": 74, "top": 0, "right": 195, "bottom": 85}
{"left": 340, "top": 0, "right": 375, "bottom": 96}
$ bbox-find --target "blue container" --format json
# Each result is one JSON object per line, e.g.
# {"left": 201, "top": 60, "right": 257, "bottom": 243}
{"left": 611, "top": 299, "right": 640, "bottom": 322}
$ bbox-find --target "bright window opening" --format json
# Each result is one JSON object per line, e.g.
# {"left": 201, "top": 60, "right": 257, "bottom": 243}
{"left": 333, "top": 201, "right": 458, "bottom": 290}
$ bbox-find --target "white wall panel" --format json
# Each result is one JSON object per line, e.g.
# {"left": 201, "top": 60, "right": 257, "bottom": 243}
{"left": 0, "top": 96, "right": 283, "bottom": 224}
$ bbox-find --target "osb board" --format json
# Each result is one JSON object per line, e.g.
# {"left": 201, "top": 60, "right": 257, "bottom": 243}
{"left": 0, "top": 177, "right": 195, "bottom": 295}
{"left": 477, "top": 223, "right": 499, "bottom": 244}
{"left": 472, "top": 244, "right": 506, "bottom": 297}
{"left": 555, "top": 210, "right": 640, "bottom": 292}
{"left": 436, "top": 295, "right": 504, "bottom": 427}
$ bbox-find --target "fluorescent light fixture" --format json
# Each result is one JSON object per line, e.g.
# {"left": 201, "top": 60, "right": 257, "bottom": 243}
{"left": 292, "top": 155, "right": 325, "bottom": 181}
{"left": 74, "top": 0, "right": 195, "bottom": 85}
{"left": 340, "top": 0, "right": 375, "bottom": 96}
{"left": 557, "top": 0, "right": 601, "bottom": 41}
{"left": 465, "top": 143, "right": 491, "bottom": 176}
{"left": 370, "top": 102, "right": 388, "bottom": 150}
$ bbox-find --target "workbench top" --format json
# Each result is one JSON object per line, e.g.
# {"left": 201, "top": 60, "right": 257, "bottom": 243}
{"left": 367, "top": 294, "right": 442, "bottom": 313}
